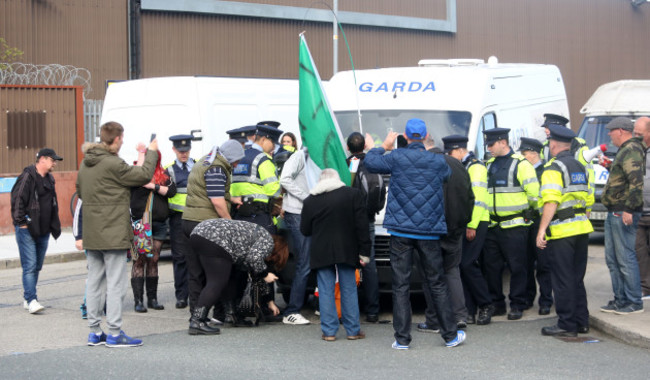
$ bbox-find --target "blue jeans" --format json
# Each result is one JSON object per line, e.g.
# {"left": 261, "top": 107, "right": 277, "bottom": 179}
{"left": 317, "top": 264, "right": 361, "bottom": 337}
{"left": 16, "top": 226, "right": 50, "bottom": 303}
{"left": 284, "top": 212, "right": 312, "bottom": 315}
{"left": 604, "top": 212, "right": 643, "bottom": 307}
{"left": 361, "top": 222, "right": 380, "bottom": 316}
{"left": 390, "top": 236, "right": 456, "bottom": 345}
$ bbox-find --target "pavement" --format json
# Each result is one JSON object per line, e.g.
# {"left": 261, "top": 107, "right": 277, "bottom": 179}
{"left": 1, "top": 230, "right": 649, "bottom": 354}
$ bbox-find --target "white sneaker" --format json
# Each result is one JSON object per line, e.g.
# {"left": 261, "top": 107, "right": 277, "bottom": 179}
{"left": 28, "top": 299, "right": 45, "bottom": 314}
{"left": 282, "top": 313, "right": 310, "bottom": 325}
{"left": 23, "top": 300, "right": 28, "bottom": 310}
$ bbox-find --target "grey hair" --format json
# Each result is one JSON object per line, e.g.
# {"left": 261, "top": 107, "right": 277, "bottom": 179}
{"left": 319, "top": 168, "right": 341, "bottom": 182}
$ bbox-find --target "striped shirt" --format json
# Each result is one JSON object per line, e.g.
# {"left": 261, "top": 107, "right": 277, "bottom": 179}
{"left": 205, "top": 166, "right": 227, "bottom": 198}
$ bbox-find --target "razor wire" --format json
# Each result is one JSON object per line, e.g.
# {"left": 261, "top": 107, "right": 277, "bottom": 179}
{"left": 0, "top": 62, "right": 92, "bottom": 96}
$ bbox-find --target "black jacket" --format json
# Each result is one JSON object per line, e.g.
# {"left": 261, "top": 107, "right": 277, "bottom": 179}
{"left": 11, "top": 165, "right": 61, "bottom": 240}
{"left": 301, "top": 185, "right": 371, "bottom": 270}
{"left": 442, "top": 154, "right": 474, "bottom": 233}
{"left": 130, "top": 173, "right": 177, "bottom": 222}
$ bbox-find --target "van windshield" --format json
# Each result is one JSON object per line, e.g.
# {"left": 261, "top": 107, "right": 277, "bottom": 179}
{"left": 334, "top": 110, "right": 472, "bottom": 148}
{"left": 577, "top": 116, "right": 617, "bottom": 155}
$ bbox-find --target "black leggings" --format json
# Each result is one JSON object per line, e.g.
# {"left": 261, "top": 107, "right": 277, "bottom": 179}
{"left": 190, "top": 234, "right": 235, "bottom": 309}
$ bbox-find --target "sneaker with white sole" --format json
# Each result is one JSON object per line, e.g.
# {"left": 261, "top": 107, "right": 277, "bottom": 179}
{"left": 445, "top": 330, "right": 466, "bottom": 348}
{"left": 613, "top": 304, "right": 644, "bottom": 315}
{"left": 27, "top": 299, "right": 45, "bottom": 314}
{"left": 23, "top": 300, "right": 28, "bottom": 310}
{"left": 87, "top": 332, "right": 107, "bottom": 346}
{"left": 106, "top": 331, "right": 143, "bottom": 348}
{"left": 391, "top": 341, "right": 409, "bottom": 350}
{"left": 600, "top": 300, "right": 618, "bottom": 313}
{"left": 282, "top": 313, "right": 310, "bottom": 325}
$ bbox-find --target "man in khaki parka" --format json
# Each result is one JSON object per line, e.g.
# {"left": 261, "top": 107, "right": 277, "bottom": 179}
{"left": 77, "top": 121, "right": 158, "bottom": 347}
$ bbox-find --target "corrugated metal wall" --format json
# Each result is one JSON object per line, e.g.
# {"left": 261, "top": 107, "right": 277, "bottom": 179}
{"left": 0, "top": 86, "right": 81, "bottom": 173}
{"left": 1, "top": 0, "right": 649, "bottom": 125}
{"left": 138, "top": 0, "right": 650, "bottom": 126}
{"left": 0, "top": 0, "right": 128, "bottom": 100}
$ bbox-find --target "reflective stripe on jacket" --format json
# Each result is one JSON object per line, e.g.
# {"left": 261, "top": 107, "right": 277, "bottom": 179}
{"left": 540, "top": 150, "right": 594, "bottom": 239}
{"left": 231, "top": 148, "right": 280, "bottom": 203}
{"left": 464, "top": 156, "right": 490, "bottom": 229}
{"left": 486, "top": 150, "right": 539, "bottom": 229}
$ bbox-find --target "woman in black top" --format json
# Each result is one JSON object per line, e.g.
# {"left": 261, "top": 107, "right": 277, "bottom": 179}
{"left": 130, "top": 148, "right": 176, "bottom": 312}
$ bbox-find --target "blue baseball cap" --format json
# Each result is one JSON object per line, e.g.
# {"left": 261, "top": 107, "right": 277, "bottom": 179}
{"left": 405, "top": 118, "right": 427, "bottom": 139}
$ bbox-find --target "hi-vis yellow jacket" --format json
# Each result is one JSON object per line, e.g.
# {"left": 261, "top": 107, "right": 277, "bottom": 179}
{"left": 486, "top": 151, "right": 540, "bottom": 229}
{"left": 539, "top": 150, "right": 594, "bottom": 240}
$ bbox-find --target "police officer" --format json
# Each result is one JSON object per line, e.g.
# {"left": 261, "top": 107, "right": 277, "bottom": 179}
{"left": 536, "top": 124, "right": 594, "bottom": 337}
{"left": 257, "top": 121, "right": 282, "bottom": 154}
{"left": 443, "top": 135, "right": 494, "bottom": 326}
{"left": 483, "top": 128, "right": 540, "bottom": 320}
{"left": 227, "top": 125, "right": 257, "bottom": 149}
{"left": 519, "top": 137, "right": 553, "bottom": 315}
{"left": 231, "top": 125, "right": 283, "bottom": 234}
{"left": 540, "top": 114, "right": 591, "bottom": 168}
{"left": 165, "top": 135, "right": 195, "bottom": 309}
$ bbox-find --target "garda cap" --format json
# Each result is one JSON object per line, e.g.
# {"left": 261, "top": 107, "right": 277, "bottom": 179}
{"left": 226, "top": 125, "right": 256, "bottom": 143}
{"left": 542, "top": 113, "right": 569, "bottom": 128}
{"left": 169, "top": 134, "right": 193, "bottom": 152}
{"left": 257, "top": 120, "right": 281, "bottom": 128}
{"left": 547, "top": 124, "right": 576, "bottom": 143}
{"left": 483, "top": 128, "right": 511, "bottom": 145}
{"left": 256, "top": 125, "right": 283, "bottom": 144}
{"left": 441, "top": 134, "right": 468, "bottom": 153}
{"left": 518, "top": 137, "right": 544, "bottom": 152}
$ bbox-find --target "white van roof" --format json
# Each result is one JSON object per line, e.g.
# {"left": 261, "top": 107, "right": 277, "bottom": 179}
{"left": 327, "top": 60, "right": 564, "bottom": 113}
{"left": 580, "top": 80, "right": 650, "bottom": 116}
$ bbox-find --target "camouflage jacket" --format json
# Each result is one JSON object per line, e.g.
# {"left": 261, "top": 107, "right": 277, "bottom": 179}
{"left": 602, "top": 137, "right": 646, "bottom": 212}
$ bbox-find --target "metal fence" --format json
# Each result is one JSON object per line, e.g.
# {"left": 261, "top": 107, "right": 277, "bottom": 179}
{"left": 83, "top": 99, "right": 103, "bottom": 142}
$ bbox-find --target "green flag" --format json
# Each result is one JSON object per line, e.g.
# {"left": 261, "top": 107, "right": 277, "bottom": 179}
{"left": 299, "top": 34, "right": 351, "bottom": 186}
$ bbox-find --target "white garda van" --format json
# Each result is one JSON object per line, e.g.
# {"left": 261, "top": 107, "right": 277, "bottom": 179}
{"left": 576, "top": 80, "right": 650, "bottom": 230}
{"left": 99, "top": 76, "right": 300, "bottom": 165}
{"left": 325, "top": 57, "right": 570, "bottom": 292}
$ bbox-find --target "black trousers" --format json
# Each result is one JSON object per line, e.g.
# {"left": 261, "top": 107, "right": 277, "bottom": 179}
{"left": 235, "top": 211, "right": 276, "bottom": 235}
{"left": 525, "top": 219, "right": 553, "bottom": 308}
{"left": 169, "top": 212, "right": 189, "bottom": 302}
{"left": 181, "top": 220, "right": 203, "bottom": 311}
{"left": 189, "top": 235, "right": 236, "bottom": 309}
{"left": 460, "top": 221, "right": 492, "bottom": 315}
{"left": 422, "top": 229, "right": 467, "bottom": 324}
{"left": 483, "top": 225, "right": 529, "bottom": 310}
{"left": 547, "top": 234, "right": 589, "bottom": 332}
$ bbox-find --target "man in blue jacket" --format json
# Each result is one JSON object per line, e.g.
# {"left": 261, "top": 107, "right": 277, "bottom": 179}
{"left": 364, "top": 118, "right": 466, "bottom": 349}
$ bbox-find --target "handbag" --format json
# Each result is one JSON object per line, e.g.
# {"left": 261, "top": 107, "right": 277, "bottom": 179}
{"left": 236, "top": 273, "right": 271, "bottom": 325}
{"left": 131, "top": 191, "right": 154, "bottom": 260}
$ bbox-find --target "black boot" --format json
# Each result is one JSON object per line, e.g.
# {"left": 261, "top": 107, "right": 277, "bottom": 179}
{"left": 146, "top": 276, "right": 165, "bottom": 310}
{"left": 189, "top": 306, "right": 221, "bottom": 335}
{"left": 131, "top": 277, "right": 147, "bottom": 313}
{"left": 223, "top": 300, "right": 235, "bottom": 324}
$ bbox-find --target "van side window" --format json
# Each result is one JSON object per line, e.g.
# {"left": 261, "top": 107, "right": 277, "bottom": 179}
{"left": 476, "top": 113, "right": 497, "bottom": 159}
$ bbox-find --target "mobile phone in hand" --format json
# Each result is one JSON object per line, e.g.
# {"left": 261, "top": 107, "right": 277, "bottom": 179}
{"left": 150, "top": 133, "right": 157, "bottom": 142}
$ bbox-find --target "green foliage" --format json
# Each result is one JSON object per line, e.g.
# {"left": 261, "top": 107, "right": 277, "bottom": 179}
{"left": 1, "top": 37, "right": 24, "bottom": 70}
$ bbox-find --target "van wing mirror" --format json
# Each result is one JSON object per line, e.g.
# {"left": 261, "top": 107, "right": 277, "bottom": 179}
{"left": 190, "top": 129, "right": 203, "bottom": 141}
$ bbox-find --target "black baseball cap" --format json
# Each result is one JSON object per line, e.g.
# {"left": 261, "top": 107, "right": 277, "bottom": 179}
{"left": 37, "top": 148, "right": 63, "bottom": 161}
